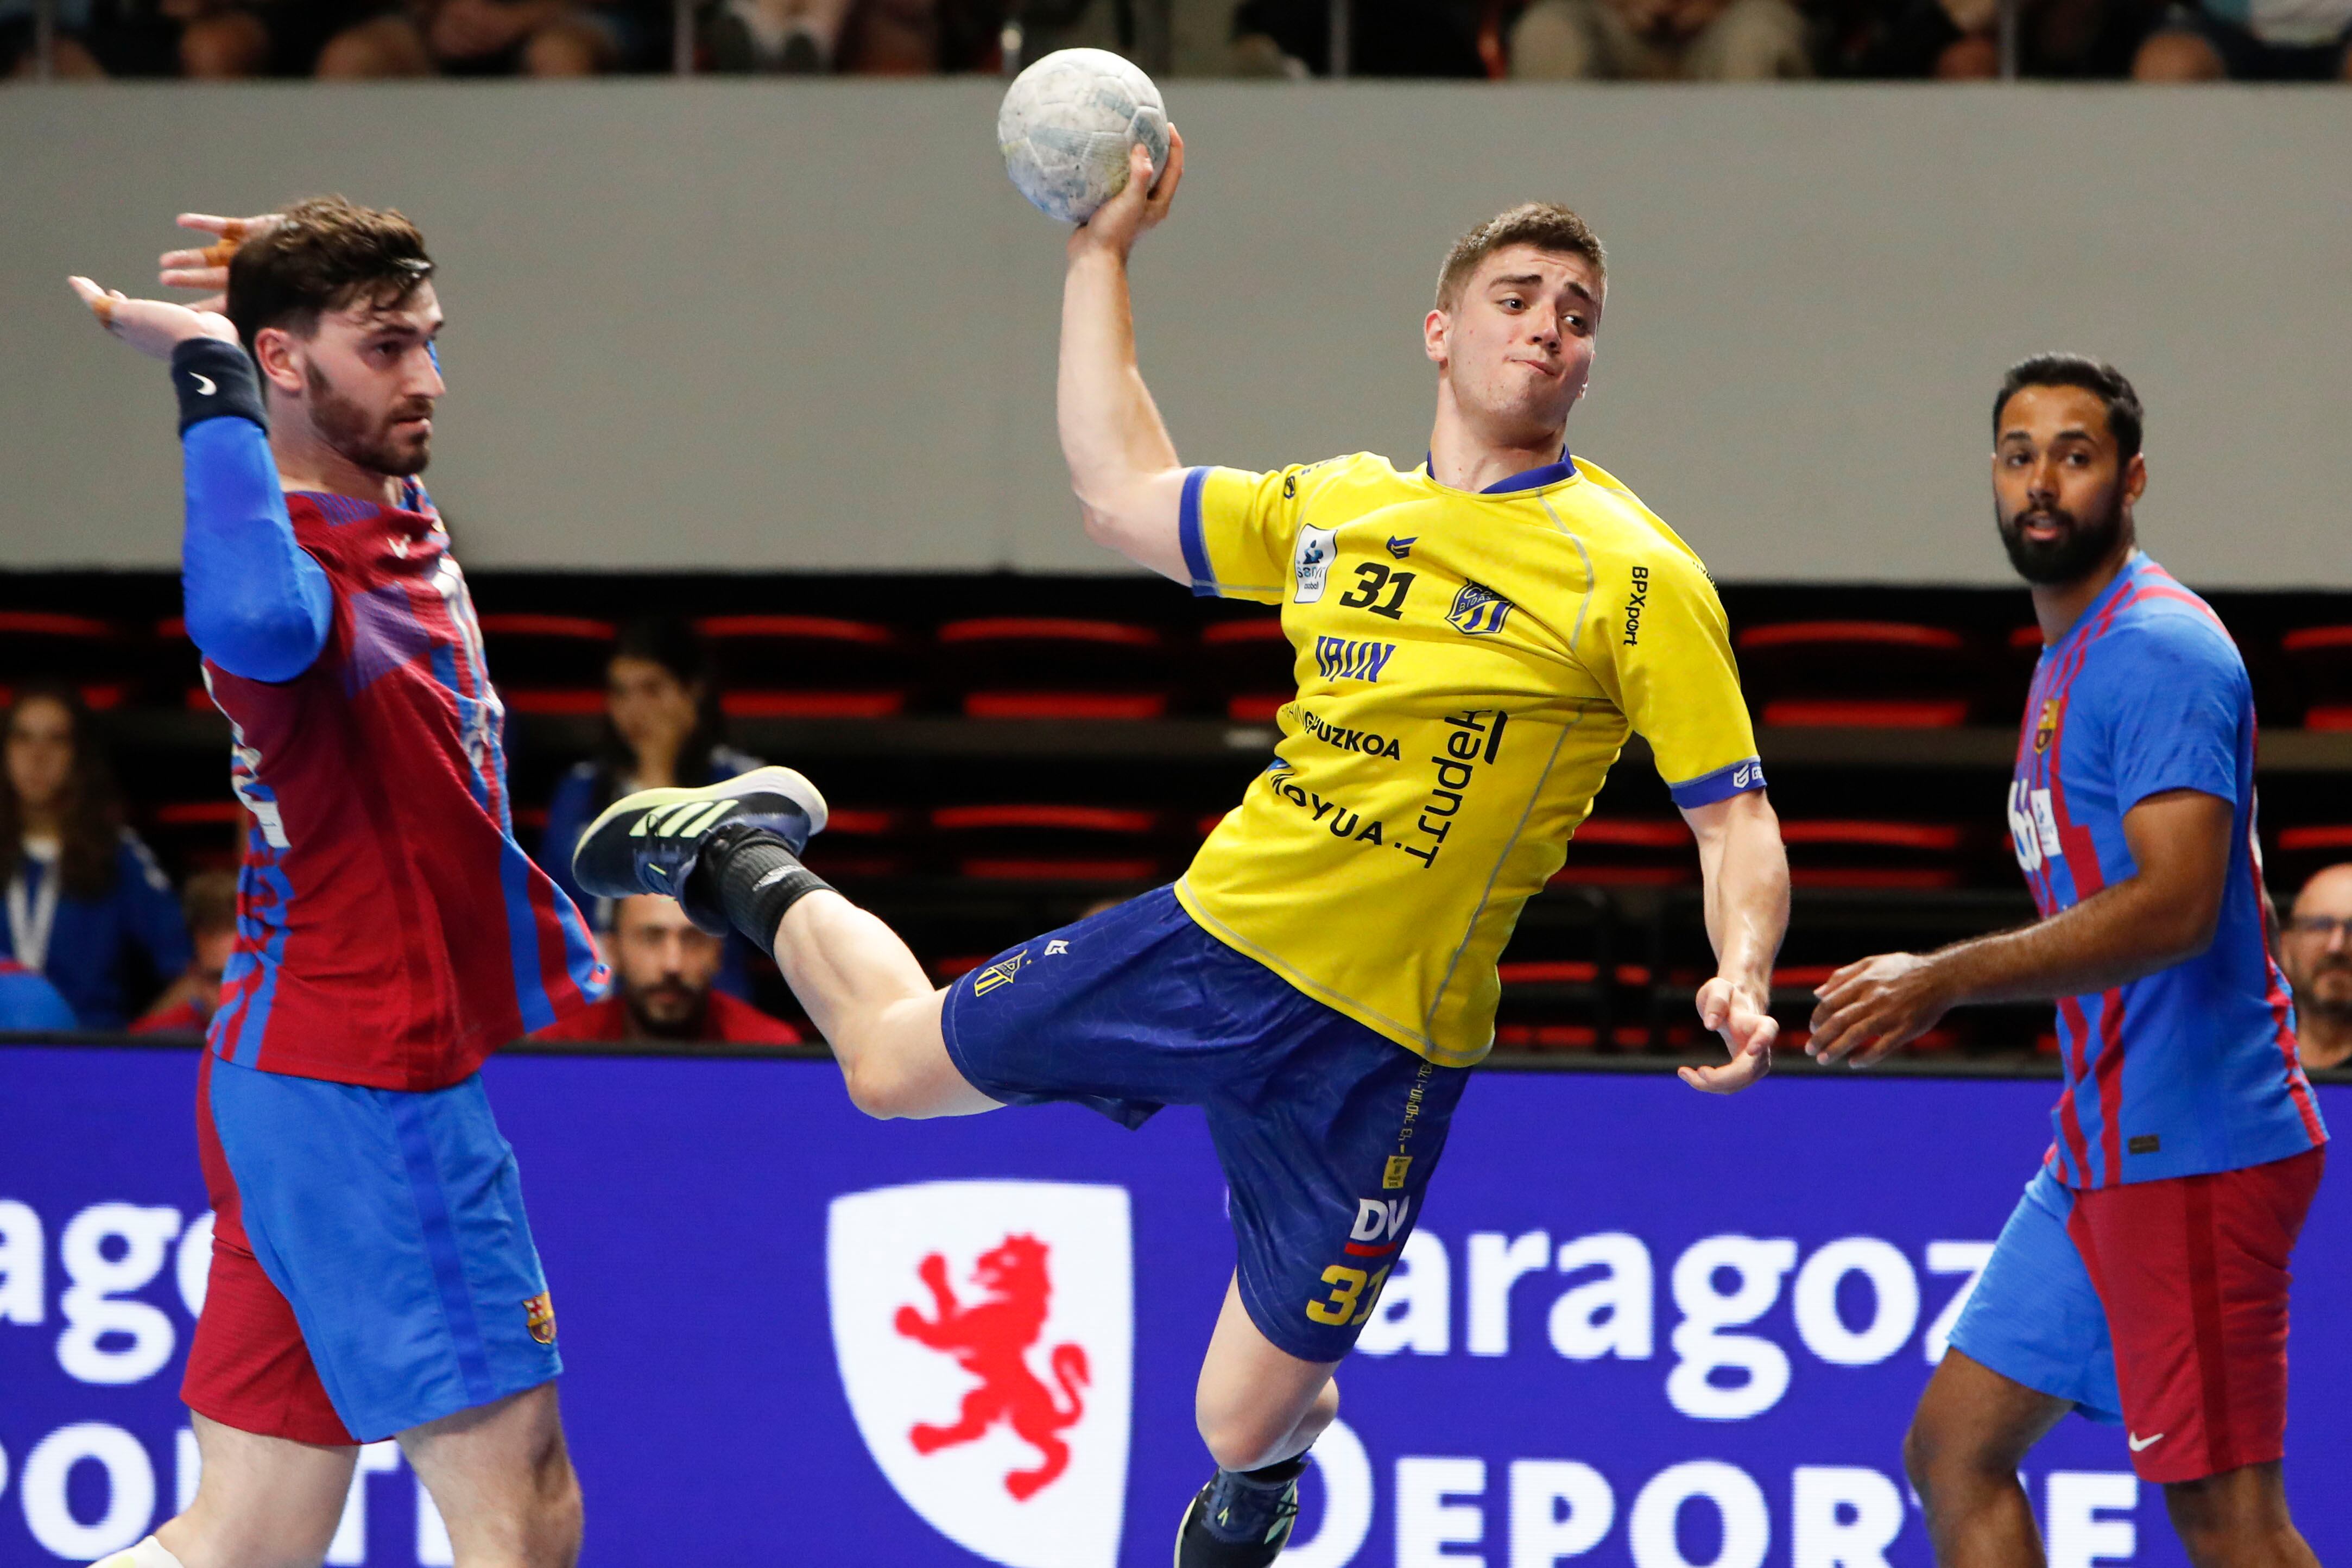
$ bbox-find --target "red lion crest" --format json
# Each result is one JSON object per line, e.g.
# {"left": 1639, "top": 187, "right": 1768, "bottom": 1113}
{"left": 893, "top": 1233, "right": 1091, "bottom": 1500}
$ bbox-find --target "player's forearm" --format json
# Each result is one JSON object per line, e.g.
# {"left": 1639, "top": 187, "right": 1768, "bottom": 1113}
{"left": 1057, "top": 246, "right": 1182, "bottom": 527}
{"left": 175, "top": 341, "right": 330, "bottom": 683}
{"left": 1926, "top": 877, "right": 2214, "bottom": 1007}
{"left": 1694, "top": 793, "right": 1788, "bottom": 994}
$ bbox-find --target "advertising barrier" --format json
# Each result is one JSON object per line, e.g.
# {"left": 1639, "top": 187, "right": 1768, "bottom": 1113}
{"left": 2, "top": 1044, "right": 2344, "bottom": 1567}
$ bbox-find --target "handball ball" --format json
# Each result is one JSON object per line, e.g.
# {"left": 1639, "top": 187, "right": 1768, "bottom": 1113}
{"left": 997, "top": 48, "right": 1169, "bottom": 225}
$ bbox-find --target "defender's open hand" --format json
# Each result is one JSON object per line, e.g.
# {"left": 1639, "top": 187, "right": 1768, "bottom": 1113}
{"left": 1679, "top": 975, "right": 1775, "bottom": 1095}
{"left": 1809, "top": 951, "right": 1952, "bottom": 1067}
{"left": 1068, "top": 128, "right": 1184, "bottom": 264}
{"left": 159, "top": 212, "right": 281, "bottom": 311}
{"left": 67, "top": 276, "right": 237, "bottom": 360}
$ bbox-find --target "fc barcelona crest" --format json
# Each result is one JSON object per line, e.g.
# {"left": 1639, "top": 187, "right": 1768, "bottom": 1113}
{"left": 1447, "top": 580, "right": 1513, "bottom": 637}
{"left": 2034, "top": 698, "right": 2063, "bottom": 753}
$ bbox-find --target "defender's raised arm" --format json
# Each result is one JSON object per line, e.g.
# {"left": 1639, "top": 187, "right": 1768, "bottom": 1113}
{"left": 1057, "top": 132, "right": 1190, "bottom": 584}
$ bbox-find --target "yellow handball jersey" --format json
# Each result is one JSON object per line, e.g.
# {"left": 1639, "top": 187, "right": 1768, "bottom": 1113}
{"left": 1172, "top": 450, "right": 1764, "bottom": 1067}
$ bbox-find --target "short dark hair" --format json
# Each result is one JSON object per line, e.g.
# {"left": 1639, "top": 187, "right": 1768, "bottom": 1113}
{"left": 1436, "top": 203, "right": 1606, "bottom": 312}
{"left": 1993, "top": 354, "right": 2143, "bottom": 463}
{"left": 226, "top": 195, "right": 434, "bottom": 353}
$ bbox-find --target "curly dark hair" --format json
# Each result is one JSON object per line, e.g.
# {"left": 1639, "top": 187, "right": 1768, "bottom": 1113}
{"left": 1994, "top": 353, "right": 2144, "bottom": 464}
{"left": 2, "top": 683, "right": 126, "bottom": 900}
{"left": 227, "top": 195, "right": 435, "bottom": 354}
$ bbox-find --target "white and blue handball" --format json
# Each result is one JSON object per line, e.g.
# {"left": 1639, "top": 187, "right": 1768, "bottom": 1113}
{"left": 996, "top": 48, "right": 1169, "bottom": 225}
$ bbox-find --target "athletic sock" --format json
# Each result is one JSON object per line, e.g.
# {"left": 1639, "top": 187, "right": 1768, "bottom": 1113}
{"left": 1199, "top": 1453, "right": 1309, "bottom": 1544}
{"left": 94, "top": 1538, "right": 188, "bottom": 1568}
{"left": 706, "top": 823, "right": 834, "bottom": 948}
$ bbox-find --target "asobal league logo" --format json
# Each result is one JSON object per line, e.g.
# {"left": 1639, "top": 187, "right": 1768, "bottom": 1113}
{"left": 829, "top": 1181, "right": 1134, "bottom": 1568}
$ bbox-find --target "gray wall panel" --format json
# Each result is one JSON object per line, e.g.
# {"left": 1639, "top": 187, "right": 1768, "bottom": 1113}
{"left": 3, "top": 83, "right": 2345, "bottom": 582}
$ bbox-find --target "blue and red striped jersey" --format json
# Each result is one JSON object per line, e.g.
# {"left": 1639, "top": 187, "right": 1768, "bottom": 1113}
{"left": 2007, "top": 552, "right": 2325, "bottom": 1188}
{"left": 204, "top": 487, "right": 608, "bottom": 1090}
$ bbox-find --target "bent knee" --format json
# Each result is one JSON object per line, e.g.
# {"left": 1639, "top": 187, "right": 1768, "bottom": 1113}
{"left": 1198, "top": 1413, "right": 1291, "bottom": 1474}
{"left": 840, "top": 1057, "right": 919, "bottom": 1120}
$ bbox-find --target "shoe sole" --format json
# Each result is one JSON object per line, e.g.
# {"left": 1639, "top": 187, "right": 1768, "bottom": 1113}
{"left": 579, "top": 765, "right": 831, "bottom": 853}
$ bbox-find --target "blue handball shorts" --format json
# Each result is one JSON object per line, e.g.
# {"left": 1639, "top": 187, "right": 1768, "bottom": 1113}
{"left": 942, "top": 884, "right": 1469, "bottom": 1362}
{"left": 1945, "top": 1166, "right": 2125, "bottom": 1425}
{"left": 194, "top": 1053, "right": 562, "bottom": 1442}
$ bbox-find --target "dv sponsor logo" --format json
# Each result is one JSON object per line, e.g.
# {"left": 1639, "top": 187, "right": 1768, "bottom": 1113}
{"left": 1349, "top": 1195, "right": 1413, "bottom": 1257}
{"left": 828, "top": 1181, "right": 1133, "bottom": 1568}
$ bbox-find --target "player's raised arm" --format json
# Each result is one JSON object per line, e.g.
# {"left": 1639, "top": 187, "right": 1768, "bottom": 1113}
{"left": 67, "top": 273, "right": 330, "bottom": 683}
{"left": 1057, "top": 131, "right": 1191, "bottom": 584}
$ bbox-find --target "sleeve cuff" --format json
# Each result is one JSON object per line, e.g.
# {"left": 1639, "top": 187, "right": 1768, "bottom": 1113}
{"left": 1667, "top": 757, "right": 1767, "bottom": 809}
{"left": 171, "top": 338, "right": 267, "bottom": 435}
{"left": 1178, "top": 466, "right": 1217, "bottom": 598}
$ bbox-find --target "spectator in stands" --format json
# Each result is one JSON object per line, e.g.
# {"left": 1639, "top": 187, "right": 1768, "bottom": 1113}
{"left": 1230, "top": 0, "right": 1488, "bottom": 75}
{"left": 2135, "top": 0, "right": 2352, "bottom": 77}
{"left": 132, "top": 869, "right": 238, "bottom": 1035}
{"left": 541, "top": 615, "right": 761, "bottom": 919}
{"left": 706, "top": 0, "right": 851, "bottom": 69}
{"left": 534, "top": 894, "right": 802, "bottom": 1042}
{"left": 1, "top": 684, "right": 189, "bottom": 1028}
{"left": 2280, "top": 863, "right": 2352, "bottom": 1071}
{"left": 1509, "top": 0, "right": 1810, "bottom": 77}
{"left": 1822, "top": 0, "right": 2146, "bottom": 77}
{"left": 0, "top": 958, "right": 78, "bottom": 1032}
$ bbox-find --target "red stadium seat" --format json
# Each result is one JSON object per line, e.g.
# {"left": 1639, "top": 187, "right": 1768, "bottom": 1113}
{"left": 930, "top": 804, "right": 1164, "bottom": 881}
{"left": 937, "top": 618, "right": 1171, "bottom": 720}
{"left": 797, "top": 806, "right": 913, "bottom": 880}
{"left": 1552, "top": 817, "right": 1692, "bottom": 886}
{"left": 1199, "top": 618, "right": 1293, "bottom": 724}
{"left": 476, "top": 613, "right": 615, "bottom": 716}
{"left": 1737, "top": 621, "right": 1976, "bottom": 728}
{"left": 0, "top": 612, "right": 136, "bottom": 711}
{"left": 2281, "top": 626, "right": 2352, "bottom": 729}
{"left": 698, "top": 616, "right": 911, "bottom": 719}
{"left": 1780, "top": 820, "right": 1965, "bottom": 889}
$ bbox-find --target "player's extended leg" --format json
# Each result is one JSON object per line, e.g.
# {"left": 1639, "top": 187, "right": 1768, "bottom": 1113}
{"left": 400, "top": 1384, "right": 582, "bottom": 1568}
{"left": 2162, "top": 1463, "right": 2318, "bottom": 1568}
{"left": 1902, "top": 1349, "right": 2071, "bottom": 1568}
{"left": 1195, "top": 1275, "right": 1342, "bottom": 1471}
{"left": 133, "top": 1413, "right": 355, "bottom": 1568}
{"left": 573, "top": 767, "right": 996, "bottom": 1119}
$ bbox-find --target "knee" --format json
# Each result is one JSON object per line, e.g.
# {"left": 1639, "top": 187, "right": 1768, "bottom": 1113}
{"left": 315, "top": 16, "right": 432, "bottom": 77}
{"left": 2133, "top": 29, "right": 2224, "bottom": 79}
{"left": 1198, "top": 1409, "right": 1291, "bottom": 1474}
{"left": 179, "top": 11, "right": 270, "bottom": 78}
{"left": 522, "top": 18, "right": 608, "bottom": 75}
{"left": 526, "top": 1439, "right": 584, "bottom": 1560}
{"left": 840, "top": 1056, "right": 916, "bottom": 1120}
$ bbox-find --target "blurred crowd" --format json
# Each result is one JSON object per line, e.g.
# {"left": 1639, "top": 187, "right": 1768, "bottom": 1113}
{"left": 4, "top": 0, "right": 2348, "bottom": 80}
{"left": 8, "top": 617, "right": 2352, "bottom": 1060}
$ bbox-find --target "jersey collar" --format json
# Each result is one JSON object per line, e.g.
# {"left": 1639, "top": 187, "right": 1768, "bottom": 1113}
{"left": 2046, "top": 549, "right": 2148, "bottom": 655}
{"left": 1421, "top": 447, "right": 1576, "bottom": 495}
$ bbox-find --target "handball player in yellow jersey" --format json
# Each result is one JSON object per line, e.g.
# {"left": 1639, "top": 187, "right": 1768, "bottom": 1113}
{"left": 578, "top": 133, "right": 1792, "bottom": 1566}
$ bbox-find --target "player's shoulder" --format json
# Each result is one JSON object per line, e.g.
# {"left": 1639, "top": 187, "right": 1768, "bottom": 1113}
{"left": 1559, "top": 457, "right": 1715, "bottom": 581}
{"left": 2089, "top": 570, "right": 2243, "bottom": 678}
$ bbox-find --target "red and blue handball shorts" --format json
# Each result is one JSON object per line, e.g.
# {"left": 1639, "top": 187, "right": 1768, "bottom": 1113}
{"left": 182, "top": 1051, "right": 563, "bottom": 1445}
{"left": 1947, "top": 1146, "right": 2324, "bottom": 1483}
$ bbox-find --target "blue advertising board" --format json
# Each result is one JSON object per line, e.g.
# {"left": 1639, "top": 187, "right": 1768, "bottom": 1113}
{"left": 1, "top": 1044, "right": 2344, "bottom": 1567}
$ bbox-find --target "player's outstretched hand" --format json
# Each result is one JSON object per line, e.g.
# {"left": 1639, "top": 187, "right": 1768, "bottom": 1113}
{"left": 159, "top": 212, "right": 281, "bottom": 312}
{"left": 1808, "top": 951, "right": 1952, "bottom": 1068}
{"left": 1680, "top": 975, "right": 1775, "bottom": 1095}
{"left": 1069, "top": 127, "right": 1184, "bottom": 264}
{"left": 67, "top": 276, "right": 238, "bottom": 360}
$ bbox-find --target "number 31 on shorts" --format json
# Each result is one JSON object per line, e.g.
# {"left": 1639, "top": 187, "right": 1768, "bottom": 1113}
{"left": 1306, "top": 1263, "right": 1394, "bottom": 1326}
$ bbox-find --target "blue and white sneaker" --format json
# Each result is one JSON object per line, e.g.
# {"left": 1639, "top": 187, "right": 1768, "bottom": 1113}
{"left": 572, "top": 766, "right": 827, "bottom": 934}
{"left": 1173, "top": 1460, "right": 1304, "bottom": 1567}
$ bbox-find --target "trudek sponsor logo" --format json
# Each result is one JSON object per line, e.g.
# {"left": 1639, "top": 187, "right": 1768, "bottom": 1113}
{"left": 828, "top": 1181, "right": 1133, "bottom": 1568}
{"left": 1398, "top": 711, "right": 1507, "bottom": 870}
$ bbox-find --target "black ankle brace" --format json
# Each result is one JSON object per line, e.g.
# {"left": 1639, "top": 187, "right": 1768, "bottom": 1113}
{"left": 707, "top": 824, "right": 833, "bottom": 947}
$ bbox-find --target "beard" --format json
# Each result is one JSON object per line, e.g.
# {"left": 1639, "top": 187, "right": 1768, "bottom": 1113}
{"left": 1996, "top": 489, "right": 2124, "bottom": 586}
{"left": 2297, "top": 960, "right": 2352, "bottom": 1021}
{"left": 625, "top": 979, "right": 707, "bottom": 1039}
{"left": 305, "top": 358, "right": 432, "bottom": 478}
